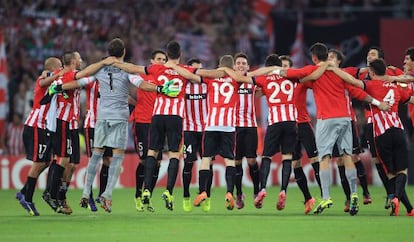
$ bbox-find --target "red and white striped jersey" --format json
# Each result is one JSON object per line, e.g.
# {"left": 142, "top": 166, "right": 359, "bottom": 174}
{"left": 345, "top": 66, "right": 404, "bottom": 123}
{"left": 53, "top": 70, "right": 80, "bottom": 129}
{"left": 131, "top": 74, "right": 157, "bottom": 123}
{"left": 365, "top": 80, "right": 409, "bottom": 137}
{"left": 204, "top": 76, "right": 240, "bottom": 129}
{"left": 6, "top": 122, "right": 24, "bottom": 155}
{"left": 145, "top": 64, "right": 193, "bottom": 118}
{"left": 24, "top": 76, "right": 52, "bottom": 129}
{"left": 184, "top": 82, "right": 208, "bottom": 132}
{"left": 255, "top": 74, "right": 297, "bottom": 125}
{"left": 235, "top": 83, "right": 257, "bottom": 127}
{"left": 83, "top": 81, "right": 99, "bottom": 129}
{"left": 293, "top": 82, "right": 312, "bottom": 123}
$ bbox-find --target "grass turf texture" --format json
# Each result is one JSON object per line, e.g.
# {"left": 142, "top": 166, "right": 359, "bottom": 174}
{"left": 2, "top": 186, "right": 412, "bottom": 242}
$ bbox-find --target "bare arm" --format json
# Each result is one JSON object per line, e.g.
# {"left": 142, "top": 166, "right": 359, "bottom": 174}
{"left": 164, "top": 62, "right": 201, "bottom": 83}
{"left": 195, "top": 69, "right": 226, "bottom": 79}
{"left": 408, "top": 96, "right": 414, "bottom": 105}
{"left": 138, "top": 81, "right": 157, "bottom": 92}
{"left": 61, "top": 80, "right": 81, "bottom": 90}
{"left": 113, "top": 62, "right": 146, "bottom": 74}
{"left": 386, "top": 74, "right": 414, "bottom": 83}
{"left": 364, "top": 95, "right": 391, "bottom": 111}
{"left": 219, "top": 67, "right": 254, "bottom": 84}
{"left": 76, "top": 56, "right": 118, "bottom": 79}
{"left": 328, "top": 66, "right": 364, "bottom": 89}
{"left": 39, "top": 69, "right": 65, "bottom": 87}
{"left": 247, "top": 66, "right": 281, "bottom": 77}
{"left": 299, "top": 62, "right": 330, "bottom": 83}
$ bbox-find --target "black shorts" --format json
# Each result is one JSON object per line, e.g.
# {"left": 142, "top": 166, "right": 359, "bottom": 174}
{"left": 52, "top": 119, "right": 72, "bottom": 158}
{"left": 202, "top": 131, "right": 235, "bottom": 160}
{"left": 84, "top": 128, "right": 113, "bottom": 158}
{"left": 70, "top": 129, "right": 80, "bottom": 164}
{"left": 149, "top": 115, "right": 183, "bottom": 152}
{"left": 183, "top": 131, "right": 203, "bottom": 162}
{"left": 292, "top": 122, "right": 318, "bottom": 161}
{"left": 133, "top": 123, "right": 161, "bottom": 160}
{"left": 375, "top": 128, "right": 408, "bottom": 174}
{"left": 235, "top": 127, "right": 258, "bottom": 160}
{"left": 262, "top": 121, "right": 297, "bottom": 157}
{"left": 365, "top": 123, "right": 377, "bottom": 158}
{"left": 332, "top": 120, "right": 361, "bottom": 158}
{"left": 23, "top": 125, "right": 53, "bottom": 162}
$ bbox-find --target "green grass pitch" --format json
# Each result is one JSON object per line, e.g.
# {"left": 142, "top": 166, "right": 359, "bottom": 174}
{"left": 1, "top": 185, "right": 413, "bottom": 242}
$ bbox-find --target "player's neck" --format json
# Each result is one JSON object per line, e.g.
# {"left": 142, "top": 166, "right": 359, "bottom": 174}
{"left": 168, "top": 59, "right": 180, "bottom": 65}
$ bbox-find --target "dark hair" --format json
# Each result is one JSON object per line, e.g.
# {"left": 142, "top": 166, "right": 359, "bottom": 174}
{"left": 187, "top": 58, "right": 201, "bottom": 66}
{"left": 328, "top": 49, "right": 345, "bottom": 67}
{"left": 369, "top": 59, "right": 386, "bottom": 76}
{"left": 62, "top": 51, "right": 75, "bottom": 66}
{"left": 279, "top": 55, "right": 292, "bottom": 67}
{"left": 369, "top": 46, "right": 385, "bottom": 59}
{"left": 309, "top": 42, "right": 328, "bottom": 61}
{"left": 405, "top": 47, "right": 414, "bottom": 61}
{"left": 108, "top": 38, "right": 125, "bottom": 57}
{"left": 151, "top": 49, "right": 166, "bottom": 60}
{"left": 166, "top": 41, "right": 181, "bottom": 59}
{"left": 234, "top": 52, "right": 249, "bottom": 63}
{"left": 219, "top": 55, "right": 234, "bottom": 68}
{"left": 264, "top": 54, "right": 282, "bottom": 67}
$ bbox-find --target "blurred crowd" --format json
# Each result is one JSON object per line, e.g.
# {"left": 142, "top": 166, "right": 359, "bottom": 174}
{"left": 0, "top": 0, "right": 412, "bottom": 155}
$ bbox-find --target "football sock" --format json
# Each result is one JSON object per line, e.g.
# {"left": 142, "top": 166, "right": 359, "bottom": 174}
{"left": 376, "top": 163, "right": 392, "bottom": 195}
{"left": 20, "top": 183, "right": 27, "bottom": 196}
{"left": 294, "top": 167, "right": 311, "bottom": 201}
{"left": 199, "top": 169, "right": 210, "bottom": 193}
{"left": 225, "top": 166, "right": 236, "bottom": 194}
{"left": 45, "top": 160, "right": 57, "bottom": 193}
{"left": 166, "top": 158, "right": 179, "bottom": 194}
{"left": 400, "top": 189, "right": 413, "bottom": 213}
{"left": 311, "top": 162, "right": 322, "bottom": 196}
{"left": 50, "top": 164, "right": 64, "bottom": 199}
{"left": 206, "top": 165, "right": 213, "bottom": 197}
{"left": 99, "top": 164, "right": 109, "bottom": 196}
{"left": 338, "top": 165, "right": 351, "bottom": 200}
{"left": 57, "top": 180, "right": 67, "bottom": 201}
{"left": 394, "top": 173, "right": 407, "bottom": 198}
{"left": 260, "top": 157, "right": 271, "bottom": 189}
{"left": 281, "top": 159, "right": 292, "bottom": 191}
{"left": 150, "top": 164, "right": 160, "bottom": 193}
{"left": 355, "top": 160, "right": 369, "bottom": 196}
{"left": 248, "top": 162, "right": 260, "bottom": 195}
{"left": 135, "top": 163, "right": 145, "bottom": 198}
{"left": 102, "top": 153, "right": 124, "bottom": 199}
{"left": 81, "top": 151, "right": 103, "bottom": 198}
{"left": 345, "top": 167, "right": 357, "bottom": 194}
{"left": 24, "top": 177, "right": 37, "bottom": 202}
{"left": 320, "top": 169, "right": 331, "bottom": 200}
{"left": 235, "top": 164, "right": 243, "bottom": 195}
{"left": 182, "top": 161, "right": 194, "bottom": 198}
{"left": 143, "top": 156, "right": 156, "bottom": 191}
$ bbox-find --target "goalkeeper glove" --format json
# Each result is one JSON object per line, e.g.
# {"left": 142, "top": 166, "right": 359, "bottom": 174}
{"left": 48, "top": 83, "right": 63, "bottom": 95}
{"left": 158, "top": 80, "right": 180, "bottom": 97}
